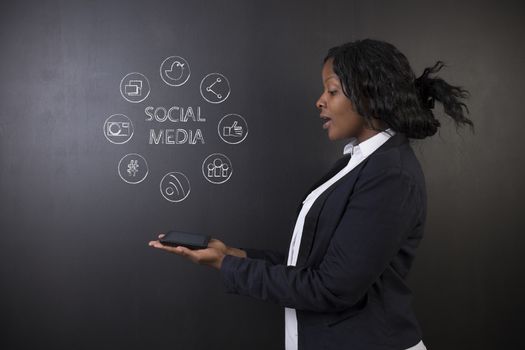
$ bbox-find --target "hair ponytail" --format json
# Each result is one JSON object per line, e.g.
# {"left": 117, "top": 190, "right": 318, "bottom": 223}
{"left": 413, "top": 60, "right": 474, "bottom": 138}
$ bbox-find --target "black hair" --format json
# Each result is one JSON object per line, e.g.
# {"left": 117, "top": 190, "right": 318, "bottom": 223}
{"left": 323, "top": 39, "right": 473, "bottom": 139}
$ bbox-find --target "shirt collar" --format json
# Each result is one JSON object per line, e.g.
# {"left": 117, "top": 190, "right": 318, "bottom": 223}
{"left": 343, "top": 138, "right": 358, "bottom": 155}
{"left": 343, "top": 128, "right": 395, "bottom": 157}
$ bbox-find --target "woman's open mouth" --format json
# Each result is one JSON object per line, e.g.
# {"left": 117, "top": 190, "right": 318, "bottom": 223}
{"left": 321, "top": 116, "right": 332, "bottom": 129}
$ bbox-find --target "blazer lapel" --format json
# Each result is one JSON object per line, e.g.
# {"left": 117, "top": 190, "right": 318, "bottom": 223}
{"left": 297, "top": 153, "right": 352, "bottom": 213}
{"left": 285, "top": 154, "right": 352, "bottom": 265}
{"left": 295, "top": 160, "right": 365, "bottom": 267}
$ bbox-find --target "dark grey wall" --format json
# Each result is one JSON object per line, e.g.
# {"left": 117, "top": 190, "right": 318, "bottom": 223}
{"left": 0, "top": 0, "right": 523, "bottom": 349}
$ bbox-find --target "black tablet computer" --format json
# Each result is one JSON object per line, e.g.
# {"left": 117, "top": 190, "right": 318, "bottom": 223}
{"left": 159, "top": 230, "right": 211, "bottom": 250}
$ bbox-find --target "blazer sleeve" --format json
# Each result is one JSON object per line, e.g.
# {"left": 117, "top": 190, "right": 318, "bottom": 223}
{"left": 219, "top": 166, "right": 422, "bottom": 312}
{"left": 241, "top": 248, "right": 286, "bottom": 265}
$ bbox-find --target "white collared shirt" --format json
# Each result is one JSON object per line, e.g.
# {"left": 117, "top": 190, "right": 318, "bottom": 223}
{"left": 285, "top": 129, "right": 395, "bottom": 350}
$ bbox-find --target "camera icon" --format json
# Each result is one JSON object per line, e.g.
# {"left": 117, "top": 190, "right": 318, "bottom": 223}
{"left": 103, "top": 114, "right": 134, "bottom": 144}
{"left": 107, "top": 121, "right": 130, "bottom": 137}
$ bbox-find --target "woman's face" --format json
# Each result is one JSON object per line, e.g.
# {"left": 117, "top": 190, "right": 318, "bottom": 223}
{"left": 316, "top": 58, "right": 365, "bottom": 141}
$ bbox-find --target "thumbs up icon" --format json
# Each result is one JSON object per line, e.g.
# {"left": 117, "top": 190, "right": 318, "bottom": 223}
{"left": 223, "top": 121, "right": 243, "bottom": 137}
{"left": 218, "top": 114, "right": 248, "bottom": 144}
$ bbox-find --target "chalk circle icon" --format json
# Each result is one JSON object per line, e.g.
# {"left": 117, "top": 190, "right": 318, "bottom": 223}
{"left": 160, "top": 172, "right": 191, "bottom": 202}
{"left": 200, "top": 73, "right": 231, "bottom": 104}
{"left": 103, "top": 114, "right": 134, "bottom": 144}
{"left": 202, "top": 153, "right": 233, "bottom": 185}
{"left": 120, "top": 72, "right": 151, "bottom": 103}
{"left": 118, "top": 153, "right": 149, "bottom": 184}
{"left": 218, "top": 113, "right": 248, "bottom": 144}
{"left": 160, "top": 56, "right": 191, "bottom": 87}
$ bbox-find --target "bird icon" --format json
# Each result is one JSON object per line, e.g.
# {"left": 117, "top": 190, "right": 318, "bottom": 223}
{"left": 165, "top": 61, "right": 185, "bottom": 81}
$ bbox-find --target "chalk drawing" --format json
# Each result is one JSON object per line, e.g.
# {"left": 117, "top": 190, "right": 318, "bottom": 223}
{"left": 120, "top": 72, "right": 151, "bottom": 103}
{"left": 202, "top": 153, "right": 233, "bottom": 184}
{"left": 200, "top": 73, "right": 231, "bottom": 104}
{"left": 218, "top": 113, "right": 248, "bottom": 144}
{"left": 144, "top": 105, "right": 206, "bottom": 123}
{"left": 109, "top": 60, "right": 245, "bottom": 195}
{"left": 160, "top": 172, "right": 191, "bottom": 202}
{"left": 118, "top": 153, "right": 149, "bottom": 184}
{"left": 160, "top": 56, "right": 191, "bottom": 87}
{"left": 103, "top": 114, "right": 134, "bottom": 144}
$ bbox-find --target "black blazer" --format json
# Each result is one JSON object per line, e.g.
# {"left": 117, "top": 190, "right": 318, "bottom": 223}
{"left": 220, "top": 132, "right": 427, "bottom": 350}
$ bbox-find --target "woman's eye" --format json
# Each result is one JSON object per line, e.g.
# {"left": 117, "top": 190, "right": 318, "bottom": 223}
{"left": 328, "top": 90, "right": 337, "bottom": 95}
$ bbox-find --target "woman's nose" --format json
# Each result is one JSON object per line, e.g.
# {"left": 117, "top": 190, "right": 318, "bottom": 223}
{"left": 316, "top": 96, "right": 325, "bottom": 110}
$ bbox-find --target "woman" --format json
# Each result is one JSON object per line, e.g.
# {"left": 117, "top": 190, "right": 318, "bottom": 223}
{"left": 149, "top": 38, "right": 473, "bottom": 350}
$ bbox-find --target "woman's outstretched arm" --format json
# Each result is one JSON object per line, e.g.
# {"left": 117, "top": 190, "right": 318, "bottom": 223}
{"left": 219, "top": 167, "right": 423, "bottom": 312}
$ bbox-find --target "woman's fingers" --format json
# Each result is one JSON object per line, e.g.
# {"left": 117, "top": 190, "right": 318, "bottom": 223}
{"left": 157, "top": 244, "right": 200, "bottom": 264}
{"left": 148, "top": 240, "right": 196, "bottom": 258}
{"left": 207, "top": 238, "right": 227, "bottom": 253}
{"left": 149, "top": 240, "right": 174, "bottom": 251}
{"left": 148, "top": 240, "right": 224, "bottom": 269}
{"left": 148, "top": 234, "right": 165, "bottom": 247}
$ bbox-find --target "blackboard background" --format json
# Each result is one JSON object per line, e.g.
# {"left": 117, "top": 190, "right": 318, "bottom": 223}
{"left": 1, "top": 0, "right": 524, "bottom": 349}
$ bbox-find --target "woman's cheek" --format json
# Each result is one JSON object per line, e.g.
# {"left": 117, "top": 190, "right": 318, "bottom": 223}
{"left": 330, "top": 122, "right": 344, "bottom": 140}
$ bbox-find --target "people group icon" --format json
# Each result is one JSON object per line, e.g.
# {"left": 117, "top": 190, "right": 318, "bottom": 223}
{"left": 202, "top": 153, "right": 233, "bottom": 184}
{"left": 207, "top": 158, "right": 230, "bottom": 178}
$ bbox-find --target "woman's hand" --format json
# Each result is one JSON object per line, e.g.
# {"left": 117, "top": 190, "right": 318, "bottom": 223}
{"left": 148, "top": 234, "right": 228, "bottom": 270}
